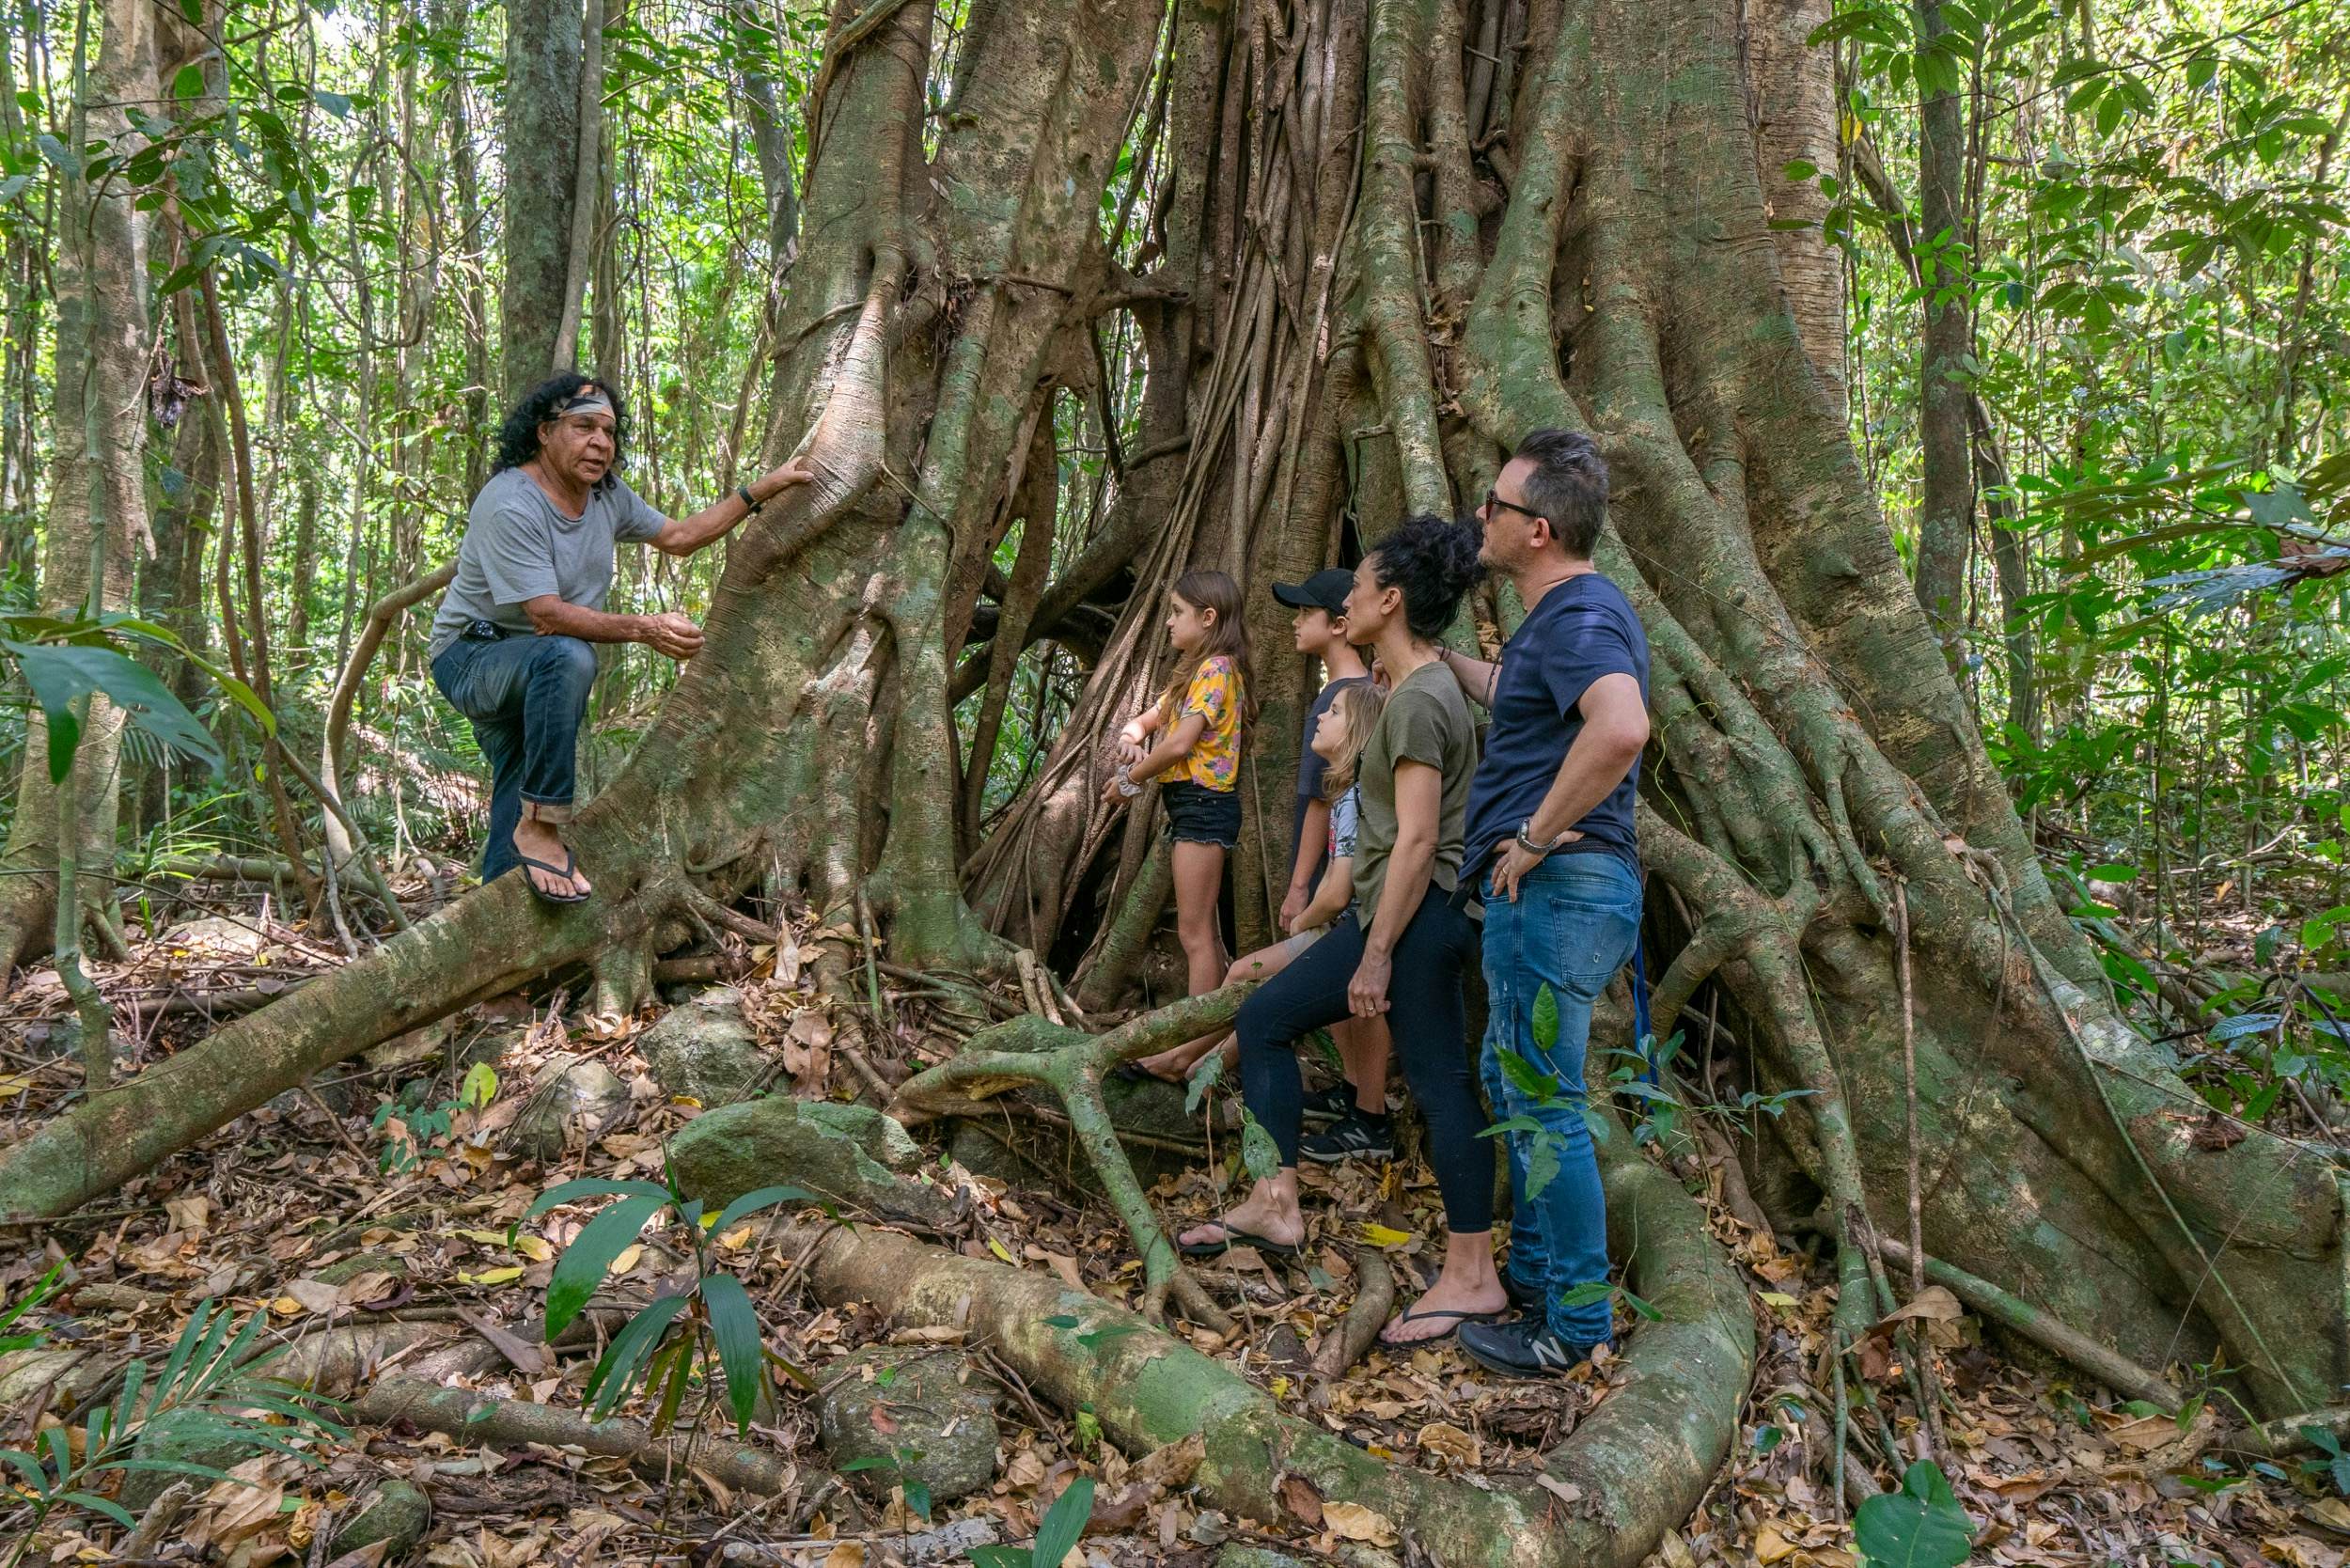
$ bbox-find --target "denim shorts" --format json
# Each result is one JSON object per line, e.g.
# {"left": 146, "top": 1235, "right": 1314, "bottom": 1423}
{"left": 1162, "top": 780, "right": 1241, "bottom": 849}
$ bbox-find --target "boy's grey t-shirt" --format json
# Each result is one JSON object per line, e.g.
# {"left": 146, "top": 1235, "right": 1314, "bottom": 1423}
{"left": 429, "top": 468, "right": 667, "bottom": 656}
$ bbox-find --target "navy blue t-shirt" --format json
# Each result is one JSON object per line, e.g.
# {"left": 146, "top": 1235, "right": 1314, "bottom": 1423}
{"left": 1462, "top": 572, "right": 1649, "bottom": 872}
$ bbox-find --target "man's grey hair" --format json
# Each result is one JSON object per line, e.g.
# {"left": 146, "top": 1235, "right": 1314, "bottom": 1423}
{"left": 1514, "top": 428, "right": 1609, "bottom": 557}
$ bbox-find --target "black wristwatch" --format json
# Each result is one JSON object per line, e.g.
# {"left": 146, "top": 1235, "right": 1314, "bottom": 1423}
{"left": 737, "top": 482, "right": 762, "bottom": 513}
{"left": 1515, "top": 819, "right": 1572, "bottom": 855}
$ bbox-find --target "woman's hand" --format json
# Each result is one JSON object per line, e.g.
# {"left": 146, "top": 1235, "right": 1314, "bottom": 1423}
{"left": 1348, "top": 947, "right": 1392, "bottom": 1017}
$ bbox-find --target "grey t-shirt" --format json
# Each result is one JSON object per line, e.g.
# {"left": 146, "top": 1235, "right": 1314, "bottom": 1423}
{"left": 429, "top": 467, "right": 667, "bottom": 656}
{"left": 1353, "top": 661, "right": 1476, "bottom": 925}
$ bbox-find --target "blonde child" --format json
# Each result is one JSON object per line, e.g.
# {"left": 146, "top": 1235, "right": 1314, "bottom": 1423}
{"left": 1124, "top": 682, "right": 1388, "bottom": 1117}
{"left": 1104, "top": 570, "right": 1254, "bottom": 999}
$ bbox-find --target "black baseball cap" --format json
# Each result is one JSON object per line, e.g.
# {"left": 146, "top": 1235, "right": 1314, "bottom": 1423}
{"left": 1271, "top": 568, "right": 1355, "bottom": 618}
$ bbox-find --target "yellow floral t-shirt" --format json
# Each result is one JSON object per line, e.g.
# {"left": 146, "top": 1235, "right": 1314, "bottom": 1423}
{"left": 1163, "top": 654, "right": 1244, "bottom": 792}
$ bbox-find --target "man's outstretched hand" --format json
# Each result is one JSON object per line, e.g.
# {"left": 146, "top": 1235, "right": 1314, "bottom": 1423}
{"left": 640, "top": 611, "right": 705, "bottom": 660}
{"left": 753, "top": 456, "right": 816, "bottom": 502}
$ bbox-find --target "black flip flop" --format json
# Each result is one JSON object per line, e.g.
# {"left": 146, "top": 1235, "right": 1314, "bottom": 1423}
{"left": 519, "top": 850, "right": 591, "bottom": 906}
{"left": 1110, "top": 1062, "right": 1161, "bottom": 1084}
{"left": 1178, "top": 1222, "right": 1300, "bottom": 1259}
{"left": 1377, "top": 1304, "right": 1502, "bottom": 1348}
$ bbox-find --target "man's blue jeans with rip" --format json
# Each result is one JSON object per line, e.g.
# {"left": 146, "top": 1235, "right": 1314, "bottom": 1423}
{"left": 431, "top": 634, "right": 598, "bottom": 883}
{"left": 1479, "top": 851, "right": 1643, "bottom": 1347}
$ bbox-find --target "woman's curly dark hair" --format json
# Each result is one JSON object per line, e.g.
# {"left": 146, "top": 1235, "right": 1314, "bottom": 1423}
{"left": 1370, "top": 512, "right": 1484, "bottom": 640}
{"left": 493, "top": 371, "right": 631, "bottom": 490}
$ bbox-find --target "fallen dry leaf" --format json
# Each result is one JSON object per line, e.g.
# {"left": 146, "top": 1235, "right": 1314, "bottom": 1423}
{"left": 1323, "top": 1500, "right": 1399, "bottom": 1546}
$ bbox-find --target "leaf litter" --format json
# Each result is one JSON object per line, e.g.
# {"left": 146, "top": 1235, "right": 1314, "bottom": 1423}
{"left": 0, "top": 902, "right": 2341, "bottom": 1568}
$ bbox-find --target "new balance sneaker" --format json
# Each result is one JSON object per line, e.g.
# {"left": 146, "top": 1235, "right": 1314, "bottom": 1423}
{"left": 1458, "top": 1314, "right": 1609, "bottom": 1379}
{"left": 1300, "top": 1081, "right": 1354, "bottom": 1125}
{"left": 1299, "top": 1112, "right": 1394, "bottom": 1164}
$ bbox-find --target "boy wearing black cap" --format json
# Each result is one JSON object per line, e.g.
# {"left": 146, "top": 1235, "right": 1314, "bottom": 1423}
{"left": 1270, "top": 569, "right": 1390, "bottom": 1157}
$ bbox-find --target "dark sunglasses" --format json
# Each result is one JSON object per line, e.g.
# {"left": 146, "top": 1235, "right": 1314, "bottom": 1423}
{"left": 1483, "top": 489, "right": 1543, "bottom": 525}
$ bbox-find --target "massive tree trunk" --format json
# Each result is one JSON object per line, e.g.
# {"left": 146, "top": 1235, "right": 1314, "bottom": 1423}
{"left": 4, "top": 0, "right": 2342, "bottom": 1474}
{"left": 0, "top": 0, "right": 188, "bottom": 973}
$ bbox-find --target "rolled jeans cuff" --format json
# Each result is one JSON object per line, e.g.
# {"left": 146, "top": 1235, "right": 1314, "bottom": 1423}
{"left": 521, "top": 797, "right": 573, "bottom": 824}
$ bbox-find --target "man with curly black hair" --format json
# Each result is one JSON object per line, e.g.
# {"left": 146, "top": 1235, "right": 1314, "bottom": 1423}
{"left": 429, "top": 371, "right": 811, "bottom": 903}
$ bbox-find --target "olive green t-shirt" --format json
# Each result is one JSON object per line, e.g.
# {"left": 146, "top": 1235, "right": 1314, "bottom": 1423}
{"left": 1353, "top": 661, "right": 1477, "bottom": 928}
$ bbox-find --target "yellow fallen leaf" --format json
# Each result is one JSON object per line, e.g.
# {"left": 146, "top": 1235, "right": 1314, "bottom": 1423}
{"left": 609, "top": 1244, "right": 644, "bottom": 1275}
{"left": 454, "top": 1229, "right": 508, "bottom": 1247}
{"left": 1360, "top": 1223, "right": 1412, "bottom": 1247}
{"left": 717, "top": 1225, "right": 755, "bottom": 1250}
{"left": 1759, "top": 1292, "right": 1799, "bottom": 1309}
{"left": 459, "top": 1266, "right": 525, "bottom": 1286}
{"left": 822, "top": 1544, "right": 866, "bottom": 1568}
{"left": 1324, "top": 1501, "right": 1399, "bottom": 1546}
{"left": 1754, "top": 1523, "right": 1798, "bottom": 1563}
{"left": 0, "top": 1072, "right": 38, "bottom": 1096}
{"left": 509, "top": 1233, "right": 554, "bottom": 1262}
{"left": 987, "top": 1237, "right": 1017, "bottom": 1265}
{"left": 1269, "top": 1375, "right": 1291, "bottom": 1399}
{"left": 271, "top": 1295, "right": 305, "bottom": 1316}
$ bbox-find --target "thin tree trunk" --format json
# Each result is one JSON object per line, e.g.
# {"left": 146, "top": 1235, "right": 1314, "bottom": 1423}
{"left": 501, "top": 0, "right": 583, "bottom": 402}
{"left": 1909, "top": 0, "right": 1972, "bottom": 672}
{"left": 549, "top": 0, "right": 605, "bottom": 374}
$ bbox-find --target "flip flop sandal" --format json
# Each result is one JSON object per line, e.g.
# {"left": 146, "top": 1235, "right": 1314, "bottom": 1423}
{"left": 1378, "top": 1305, "right": 1503, "bottom": 1347}
{"left": 1111, "top": 1062, "right": 1167, "bottom": 1084}
{"left": 519, "top": 850, "right": 591, "bottom": 906}
{"left": 1177, "top": 1222, "right": 1300, "bottom": 1259}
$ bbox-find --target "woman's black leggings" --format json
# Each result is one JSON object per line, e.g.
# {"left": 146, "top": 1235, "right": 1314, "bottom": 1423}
{"left": 1234, "top": 887, "right": 1493, "bottom": 1234}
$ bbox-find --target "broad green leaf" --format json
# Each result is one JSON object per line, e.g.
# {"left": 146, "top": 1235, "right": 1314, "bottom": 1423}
{"left": 1531, "top": 984, "right": 1560, "bottom": 1049}
{"left": 1031, "top": 1475, "right": 1096, "bottom": 1568}
{"left": 545, "top": 1193, "right": 669, "bottom": 1337}
{"left": 524, "top": 1177, "right": 672, "bottom": 1222}
{"left": 702, "top": 1274, "right": 766, "bottom": 1435}
{"left": 1238, "top": 1110, "right": 1280, "bottom": 1182}
{"left": 1496, "top": 1047, "right": 1560, "bottom": 1104}
{"left": 709, "top": 1184, "right": 819, "bottom": 1236}
{"left": 1855, "top": 1459, "right": 1974, "bottom": 1568}
{"left": 586, "top": 1294, "right": 690, "bottom": 1417}
{"left": 1526, "top": 1132, "right": 1561, "bottom": 1201}
{"left": 4, "top": 641, "right": 224, "bottom": 781}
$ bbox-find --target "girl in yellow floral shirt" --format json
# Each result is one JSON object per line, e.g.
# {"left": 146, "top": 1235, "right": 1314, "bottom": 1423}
{"left": 1104, "top": 569, "right": 1254, "bottom": 996}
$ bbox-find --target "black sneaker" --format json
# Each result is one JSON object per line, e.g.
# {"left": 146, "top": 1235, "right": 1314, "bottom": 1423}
{"left": 1458, "top": 1314, "right": 1609, "bottom": 1378}
{"left": 1300, "top": 1082, "right": 1354, "bottom": 1125}
{"left": 1299, "top": 1113, "right": 1393, "bottom": 1164}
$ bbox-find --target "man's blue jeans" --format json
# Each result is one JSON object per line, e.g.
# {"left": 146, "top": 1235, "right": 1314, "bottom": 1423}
{"left": 1479, "top": 851, "right": 1643, "bottom": 1347}
{"left": 431, "top": 634, "right": 598, "bottom": 882}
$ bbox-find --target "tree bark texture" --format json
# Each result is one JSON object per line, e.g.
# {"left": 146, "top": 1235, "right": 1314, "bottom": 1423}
{"left": 1909, "top": 0, "right": 1974, "bottom": 667}
{"left": 0, "top": 0, "right": 193, "bottom": 973}
{"left": 501, "top": 0, "right": 584, "bottom": 403}
{"left": 2, "top": 0, "right": 2342, "bottom": 1430}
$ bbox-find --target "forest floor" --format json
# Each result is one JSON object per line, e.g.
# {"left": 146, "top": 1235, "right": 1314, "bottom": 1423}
{"left": 2, "top": 870, "right": 2348, "bottom": 1568}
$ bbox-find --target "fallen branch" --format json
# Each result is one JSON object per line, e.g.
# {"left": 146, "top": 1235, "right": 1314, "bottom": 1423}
{"left": 352, "top": 1375, "right": 798, "bottom": 1497}
{"left": 1311, "top": 1246, "right": 1394, "bottom": 1378}
{"left": 1874, "top": 1235, "right": 2186, "bottom": 1411}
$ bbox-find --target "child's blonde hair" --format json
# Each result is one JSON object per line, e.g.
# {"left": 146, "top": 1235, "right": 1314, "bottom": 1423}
{"left": 1319, "top": 681, "right": 1386, "bottom": 797}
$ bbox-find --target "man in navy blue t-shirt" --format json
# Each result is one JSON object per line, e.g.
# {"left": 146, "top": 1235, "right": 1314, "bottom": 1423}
{"left": 1433, "top": 428, "right": 1650, "bottom": 1379}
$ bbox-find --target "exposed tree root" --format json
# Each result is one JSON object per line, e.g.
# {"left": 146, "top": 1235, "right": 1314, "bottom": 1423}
{"left": 893, "top": 986, "right": 1250, "bottom": 1330}
{"left": 788, "top": 1114, "right": 1754, "bottom": 1568}
{"left": 1311, "top": 1246, "right": 1394, "bottom": 1380}
{"left": 1873, "top": 1236, "right": 2186, "bottom": 1414}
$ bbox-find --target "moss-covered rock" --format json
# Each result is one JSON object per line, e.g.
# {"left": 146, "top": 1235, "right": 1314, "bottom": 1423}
{"left": 667, "top": 1096, "right": 957, "bottom": 1227}
{"left": 640, "top": 987, "right": 770, "bottom": 1106}
{"left": 330, "top": 1479, "right": 431, "bottom": 1560}
{"left": 816, "top": 1347, "right": 1001, "bottom": 1505}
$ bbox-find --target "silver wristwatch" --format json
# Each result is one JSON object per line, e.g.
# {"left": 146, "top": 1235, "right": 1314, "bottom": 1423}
{"left": 1515, "top": 819, "right": 1571, "bottom": 855}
